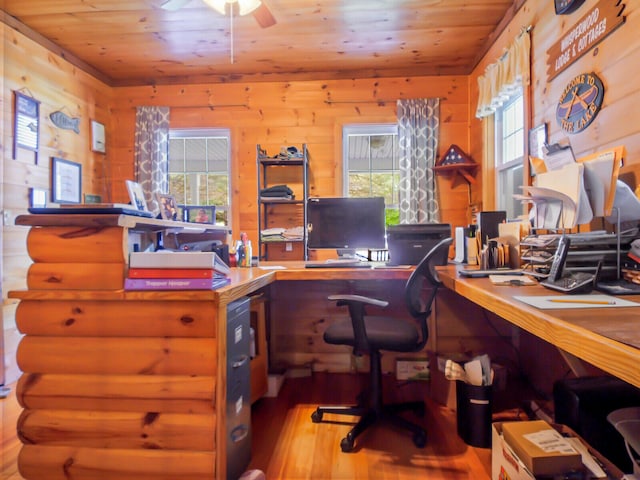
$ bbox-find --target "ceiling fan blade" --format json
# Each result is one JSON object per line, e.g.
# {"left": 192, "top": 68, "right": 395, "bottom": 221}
{"left": 160, "top": 0, "right": 191, "bottom": 11}
{"left": 253, "top": 2, "right": 276, "bottom": 28}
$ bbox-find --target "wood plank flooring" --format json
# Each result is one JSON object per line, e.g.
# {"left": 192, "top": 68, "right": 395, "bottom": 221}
{"left": 1, "top": 373, "right": 527, "bottom": 479}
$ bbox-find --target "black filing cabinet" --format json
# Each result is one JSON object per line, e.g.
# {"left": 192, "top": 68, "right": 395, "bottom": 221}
{"left": 226, "top": 297, "right": 252, "bottom": 480}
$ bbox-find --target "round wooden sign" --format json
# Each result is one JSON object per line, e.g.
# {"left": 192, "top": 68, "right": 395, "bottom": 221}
{"left": 556, "top": 72, "right": 604, "bottom": 134}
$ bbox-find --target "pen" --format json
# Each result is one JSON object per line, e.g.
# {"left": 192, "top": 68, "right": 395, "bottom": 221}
{"left": 548, "top": 299, "right": 615, "bottom": 305}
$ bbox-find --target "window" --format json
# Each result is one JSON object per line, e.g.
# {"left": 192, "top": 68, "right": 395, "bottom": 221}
{"left": 343, "top": 125, "right": 400, "bottom": 225}
{"left": 168, "top": 129, "right": 230, "bottom": 226}
{"left": 494, "top": 90, "right": 525, "bottom": 220}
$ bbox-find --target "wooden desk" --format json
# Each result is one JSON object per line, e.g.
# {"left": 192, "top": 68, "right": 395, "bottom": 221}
{"left": 8, "top": 215, "right": 415, "bottom": 480}
{"left": 438, "top": 264, "right": 640, "bottom": 389}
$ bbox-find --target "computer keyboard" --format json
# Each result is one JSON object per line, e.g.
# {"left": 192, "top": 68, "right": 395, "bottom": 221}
{"left": 305, "top": 261, "right": 372, "bottom": 269}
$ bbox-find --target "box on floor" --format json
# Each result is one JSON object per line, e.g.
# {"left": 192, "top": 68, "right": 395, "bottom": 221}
{"left": 492, "top": 421, "right": 625, "bottom": 480}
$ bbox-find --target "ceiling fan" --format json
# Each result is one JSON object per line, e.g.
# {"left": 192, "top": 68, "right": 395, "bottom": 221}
{"left": 160, "top": 0, "right": 276, "bottom": 28}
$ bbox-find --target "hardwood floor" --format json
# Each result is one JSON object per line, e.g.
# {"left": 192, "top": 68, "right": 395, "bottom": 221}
{"left": 248, "top": 372, "right": 505, "bottom": 479}
{"left": 1, "top": 373, "right": 527, "bottom": 479}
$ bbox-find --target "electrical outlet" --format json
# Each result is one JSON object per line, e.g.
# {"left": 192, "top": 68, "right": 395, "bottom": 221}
{"left": 3, "top": 210, "right": 10, "bottom": 225}
{"left": 285, "top": 242, "right": 292, "bottom": 252}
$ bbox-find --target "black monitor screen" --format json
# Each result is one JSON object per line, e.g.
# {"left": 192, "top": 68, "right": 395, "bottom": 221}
{"left": 307, "top": 197, "right": 386, "bottom": 251}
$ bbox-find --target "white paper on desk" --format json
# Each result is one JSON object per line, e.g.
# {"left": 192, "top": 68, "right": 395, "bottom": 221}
{"left": 605, "top": 180, "right": 640, "bottom": 223}
{"left": 526, "top": 162, "right": 593, "bottom": 228}
{"left": 520, "top": 186, "right": 573, "bottom": 228}
{"left": 582, "top": 153, "right": 615, "bottom": 216}
{"left": 513, "top": 294, "right": 640, "bottom": 310}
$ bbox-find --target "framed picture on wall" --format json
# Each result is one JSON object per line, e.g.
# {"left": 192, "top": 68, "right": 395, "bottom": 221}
{"left": 529, "top": 123, "right": 547, "bottom": 159}
{"left": 51, "top": 157, "right": 82, "bottom": 204}
{"left": 91, "top": 120, "right": 106, "bottom": 153}
{"left": 13, "top": 91, "right": 41, "bottom": 163}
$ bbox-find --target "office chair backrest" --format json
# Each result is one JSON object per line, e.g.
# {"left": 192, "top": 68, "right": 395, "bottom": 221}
{"left": 404, "top": 237, "right": 453, "bottom": 350}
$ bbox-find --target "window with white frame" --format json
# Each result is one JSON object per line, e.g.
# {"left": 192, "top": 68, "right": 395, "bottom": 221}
{"left": 168, "top": 129, "right": 231, "bottom": 226}
{"left": 343, "top": 124, "right": 400, "bottom": 225}
{"left": 494, "top": 90, "right": 525, "bottom": 220}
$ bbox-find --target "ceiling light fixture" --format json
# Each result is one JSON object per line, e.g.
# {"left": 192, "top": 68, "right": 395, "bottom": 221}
{"left": 202, "top": 0, "right": 262, "bottom": 63}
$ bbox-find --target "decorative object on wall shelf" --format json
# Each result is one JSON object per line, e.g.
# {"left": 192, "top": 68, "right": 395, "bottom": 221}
{"left": 556, "top": 72, "right": 604, "bottom": 134}
{"left": 84, "top": 193, "right": 102, "bottom": 204}
{"left": 13, "top": 90, "right": 40, "bottom": 163}
{"left": 51, "top": 157, "right": 82, "bottom": 204}
{"left": 433, "top": 144, "right": 478, "bottom": 187}
{"left": 156, "top": 193, "right": 179, "bottom": 221}
{"left": 50, "top": 109, "right": 80, "bottom": 134}
{"left": 91, "top": 120, "right": 106, "bottom": 153}
{"left": 126, "top": 180, "right": 149, "bottom": 213}
{"left": 547, "top": 0, "right": 626, "bottom": 80}
{"left": 183, "top": 205, "right": 216, "bottom": 224}
{"left": 554, "top": 0, "right": 585, "bottom": 15}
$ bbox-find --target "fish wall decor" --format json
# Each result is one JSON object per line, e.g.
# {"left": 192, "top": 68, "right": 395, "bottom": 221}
{"left": 50, "top": 110, "right": 80, "bottom": 134}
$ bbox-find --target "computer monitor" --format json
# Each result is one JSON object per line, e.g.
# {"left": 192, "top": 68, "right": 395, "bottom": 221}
{"left": 307, "top": 197, "right": 386, "bottom": 257}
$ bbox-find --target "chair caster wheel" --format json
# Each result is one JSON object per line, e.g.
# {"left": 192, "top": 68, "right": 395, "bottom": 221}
{"left": 412, "top": 430, "right": 427, "bottom": 448}
{"left": 340, "top": 434, "right": 355, "bottom": 453}
{"left": 311, "top": 410, "right": 323, "bottom": 423}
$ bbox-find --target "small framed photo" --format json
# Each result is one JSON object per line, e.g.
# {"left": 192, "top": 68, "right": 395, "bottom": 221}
{"left": 84, "top": 193, "right": 102, "bottom": 204}
{"left": 51, "top": 157, "right": 82, "bottom": 204}
{"left": 156, "top": 193, "right": 179, "bottom": 221}
{"left": 91, "top": 120, "right": 106, "bottom": 153}
{"left": 30, "top": 187, "right": 47, "bottom": 208}
{"left": 183, "top": 205, "right": 216, "bottom": 224}
{"left": 125, "top": 180, "right": 148, "bottom": 212}
{"left": 529, "top": 123, "right": 548, "bottom": 160}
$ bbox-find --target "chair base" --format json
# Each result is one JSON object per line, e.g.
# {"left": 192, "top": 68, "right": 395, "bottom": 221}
{"left": 311, "top": 399, "right": 427, "bottom": 452}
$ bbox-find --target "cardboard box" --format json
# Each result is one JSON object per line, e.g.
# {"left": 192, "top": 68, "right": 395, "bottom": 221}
{"left": 492, "top": 422, "right": 625, "bottom": 480}
{"left": 501, "top": 420, "right": 582, "bottom": 477}
{"left": 492, "top": 422, "right": 535, "bottom": 480}
{"left": 396, "top": 357, "right": 429, "bottom": 381}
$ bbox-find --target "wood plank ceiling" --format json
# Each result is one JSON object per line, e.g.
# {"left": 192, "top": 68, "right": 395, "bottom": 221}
{"left": 1, "top": 0, "right": 522, "bottom": 86}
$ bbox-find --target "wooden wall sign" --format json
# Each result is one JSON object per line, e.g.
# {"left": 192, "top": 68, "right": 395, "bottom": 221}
{"left": 13, "top": 91, "right": 40, "bottom": 163}
{"left": 547, "top": 0, "right": 625, "bottom": 80}
{"left": 556, "top": 72, "right": 604, "bottom": 134}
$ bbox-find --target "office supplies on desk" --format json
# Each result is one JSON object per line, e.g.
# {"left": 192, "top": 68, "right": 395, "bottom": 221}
{"left": 548, "top": 298, "right": 615, "bottom": 305}
{"left": 489, "top": 275, "right": 536, "bottom": 286}
{"left": 513, "top": 294, "right": 640, "bottom": 310}
{"left": 386, "top": 223, "right": 451, "bottom": 265}
{"left": 459, "top": 268, "right": 523, "bottom": 278}
{"left": 304, "top": 260, "right": 372, "bottom": 269}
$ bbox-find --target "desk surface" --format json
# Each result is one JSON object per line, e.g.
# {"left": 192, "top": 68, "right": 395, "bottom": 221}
{"left": 438, "top": 264, "right": 640, "bottom": 389}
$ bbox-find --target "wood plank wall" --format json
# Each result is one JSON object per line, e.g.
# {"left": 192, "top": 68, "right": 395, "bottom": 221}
{"left": 108, "top": 77, "right": 474, "bottom": 249}
{"left": 470, "top": 0, "right": 640, "bottom": 210}
{"left": 1, "top": 25, "right": 113, "bottom": 384}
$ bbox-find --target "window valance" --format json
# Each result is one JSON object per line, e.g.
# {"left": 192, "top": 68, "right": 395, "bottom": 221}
{"left": 476, "top": 29, "right": 531, "bottom": 118}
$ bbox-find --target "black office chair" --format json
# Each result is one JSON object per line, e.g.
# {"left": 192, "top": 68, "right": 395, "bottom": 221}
{"left": 311, "top": 237, "right": 453, "bottom": 452}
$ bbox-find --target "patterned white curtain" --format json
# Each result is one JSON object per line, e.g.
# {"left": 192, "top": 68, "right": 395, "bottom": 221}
{"left": 134, "top": 106, "right": 170, "bottom": 213}
{"left": 397, "top": 98, "right": 440, "bottom": 224}
{"left": 476, "top": 29, "right": 530, "bottom": 118}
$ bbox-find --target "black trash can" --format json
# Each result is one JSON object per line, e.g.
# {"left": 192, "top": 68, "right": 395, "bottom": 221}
{"left": 456, "top": 381, "right": 493, "bottom": 448}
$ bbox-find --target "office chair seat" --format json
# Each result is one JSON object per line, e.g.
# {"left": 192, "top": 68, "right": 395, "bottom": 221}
{"left": 324, "top": 316, "right": 419, "bottom": 352}
{"left": 311, "top": 236, "right": 453, "bottom": 453}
